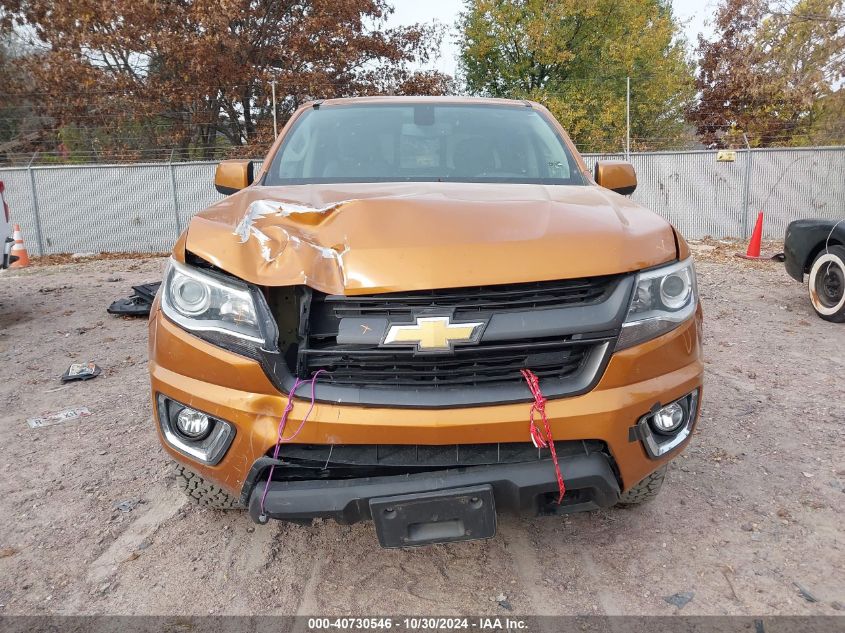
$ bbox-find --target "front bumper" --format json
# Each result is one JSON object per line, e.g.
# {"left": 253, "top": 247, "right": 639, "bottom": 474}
{"left": 248, "top": 453, "right": 621, "bottom": 526}
{"left": 149, "top": 302, "right": 703, "bottom": 501}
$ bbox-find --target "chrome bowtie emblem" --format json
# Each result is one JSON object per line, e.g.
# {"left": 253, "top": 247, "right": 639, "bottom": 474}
{"left": 382, "top": 315, "right": 485, "bottom": 352}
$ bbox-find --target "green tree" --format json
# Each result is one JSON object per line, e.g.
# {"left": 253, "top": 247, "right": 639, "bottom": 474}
{"left": 808, "top": 88, "right": 845, "bottom": 145}
{"left": 688, "top": 0, "right": 845, "bottom": 148}
{"left": 457, "top": 0, "right": 695, "bottom": 152}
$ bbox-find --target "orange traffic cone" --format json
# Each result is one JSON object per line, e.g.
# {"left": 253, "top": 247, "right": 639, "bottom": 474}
{"left": 9, "top": 224, "right": 30, "bottom": 268}
{"left": 736, "top": 211, "right": 768, "bottom": 260}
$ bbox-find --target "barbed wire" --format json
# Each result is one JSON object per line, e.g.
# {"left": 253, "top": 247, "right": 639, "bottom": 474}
{"left": 2, "top": 137, "right": 843, "bottom": 167}
{"left": 1, "top": 112, "right": 841, "bottom": 132}
{"left": 0, "top": 77, "right": 839, "bottom": 111}
{"left": 0, "top": 125, "right": 839, "bottom": 143}
{"left": 0, "top": 77, "right": 446, "bottom": 99}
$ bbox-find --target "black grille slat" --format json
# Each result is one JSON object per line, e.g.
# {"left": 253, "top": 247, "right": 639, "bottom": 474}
{"left": 305, "top": 361, "right": 582, "bottom": 376}
{"left": 326, "top": 279, "right": 608, "bottom": 303}
{"left": 328, "top": 291, "right": 606, "bottom": 315}
{"left": 300, "top": 336, "right": 611, "bottom": 359}
{"left": 305, "top": 349, "right": 575, "bottom": 367}
{"left": 325, "top": 278, "right": 614, "bottom": 317}
{"left": 307, "top": 343, "right": 590, "bottom": 388}
{"left": 304, "top": 348, "right": 585, "bottom": 371}
{"left": 318, "top": 364, "right": 581, "bottom": 382}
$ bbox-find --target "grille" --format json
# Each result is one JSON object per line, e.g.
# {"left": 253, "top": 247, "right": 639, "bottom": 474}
{"left": 268, "top": 275, "right": 626, "bottom": 404}
{"left": 302, "top": 337, "right": 598, "bottom": 388}
{"left": 294, "top": 276, "right": 623, "bottom": 394}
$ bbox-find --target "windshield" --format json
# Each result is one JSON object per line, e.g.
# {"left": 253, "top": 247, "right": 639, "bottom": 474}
{"left": 264, "top": 103, "right": 586, "bottom": 186}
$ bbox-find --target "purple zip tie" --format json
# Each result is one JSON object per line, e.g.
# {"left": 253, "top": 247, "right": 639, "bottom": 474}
{"left": 259, "top": 370, "right": 325, "bottom": 519}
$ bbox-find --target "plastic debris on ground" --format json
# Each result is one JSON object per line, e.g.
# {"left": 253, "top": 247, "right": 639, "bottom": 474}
{"left": 61, "top": 361, "right": 101, "bottom": 383}
{"left": 26, "top": 407, "right": 92, "bottom": 429}
{"left": 114, "top": 499, "right": 141, "bottom": 513}
{"left": 794, "top": 582, "right": 819, "bottom": 603}
{"left": 107, "top": 281, "right": 161, "bottom": 317}
{"left": 664, "top": 591, "right": 695, "bottom": 609}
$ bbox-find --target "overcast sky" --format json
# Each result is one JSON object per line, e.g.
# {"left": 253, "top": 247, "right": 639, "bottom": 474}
{"left": 387, "top": 0, "right": 719, "bottom": 77}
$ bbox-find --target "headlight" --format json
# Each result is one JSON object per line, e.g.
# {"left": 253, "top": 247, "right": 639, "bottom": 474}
{"left": 616, "top": 258, "right": 697, "bottom": 350}
{"left": 161, "top": 259, "right": 264, "bottom": 345}
{"left": 170, "top": 274, "right": 211, "bottom": 315}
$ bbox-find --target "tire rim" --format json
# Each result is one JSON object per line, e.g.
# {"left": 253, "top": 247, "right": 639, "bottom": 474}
{"left": 809, "top": 253, "right": 845, "bottom": 315}
{"left": 816, "top": 261, "right": 844, "bottom": 308}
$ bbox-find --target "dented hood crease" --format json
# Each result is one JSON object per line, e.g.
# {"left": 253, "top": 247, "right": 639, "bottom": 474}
{"left": 185, "top": 182, "right": 677, "bottom": 294}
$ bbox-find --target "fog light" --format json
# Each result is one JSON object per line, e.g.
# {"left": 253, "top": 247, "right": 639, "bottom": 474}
{"left": 636, "top": 390, "right": 699, "bottom": 459}
{"left": 651, "top": 402, "right": 685, "bottom": 434}
{"left": 157, "top": 395, "right": 235, "bottom": 465}
{"left": 176, "top": 408, "right": 211, "bottom": 439}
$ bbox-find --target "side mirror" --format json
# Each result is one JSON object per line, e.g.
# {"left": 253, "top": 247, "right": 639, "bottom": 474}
{"left": 214, "top": 160, "right": 254, "bottom": 195}
{"left": 594, "top": 161, "right": 637, "bottom": 195}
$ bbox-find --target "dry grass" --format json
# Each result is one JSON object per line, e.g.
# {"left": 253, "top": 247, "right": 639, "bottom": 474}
{"left": 687, "top": 237, "right": 784, "bottom": 267}
{"left": 29, "top": 252, "right": 168, "bottom": 267}
{"left": 24, "top": 240, "right": 784, "bottom": 271}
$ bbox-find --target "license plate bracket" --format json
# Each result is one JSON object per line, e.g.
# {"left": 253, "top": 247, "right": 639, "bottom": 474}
{"left": 369, "top": 484, "right": 496, "bottom": 548}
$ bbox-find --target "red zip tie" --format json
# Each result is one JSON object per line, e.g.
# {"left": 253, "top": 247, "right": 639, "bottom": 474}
{"left": 521, "top": 369, "right": 565, "bottom": 504}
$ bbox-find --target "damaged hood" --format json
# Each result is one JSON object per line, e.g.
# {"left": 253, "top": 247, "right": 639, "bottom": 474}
{"left": 184, "top": 182, "right": 677, "bottom": 294}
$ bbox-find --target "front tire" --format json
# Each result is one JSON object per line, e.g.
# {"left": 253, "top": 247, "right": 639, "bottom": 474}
{"left": 808, "top": 245, "right": 845, "bottom": 323}
{"left": 617, "top": 466, "right": 666, "bottom": 506}
{"left": 175, "top": 464, "right": 242, "bottom": 510}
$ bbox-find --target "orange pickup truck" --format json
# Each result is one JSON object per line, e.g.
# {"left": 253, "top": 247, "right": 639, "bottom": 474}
{"left": 149, "top": 97, "right": 703, "bottom": 547}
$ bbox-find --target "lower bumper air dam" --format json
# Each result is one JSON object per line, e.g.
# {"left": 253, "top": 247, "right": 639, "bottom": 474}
{"left": 247, "top": 452, "right": 621, "bottom": 525}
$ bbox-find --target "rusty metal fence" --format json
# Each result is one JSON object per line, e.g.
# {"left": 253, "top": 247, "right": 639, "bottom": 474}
{"left": 0, "top": 147, "right": 843, "bottom": 255}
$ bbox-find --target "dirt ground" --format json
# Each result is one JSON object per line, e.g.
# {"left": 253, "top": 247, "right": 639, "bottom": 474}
{"left": 0, "top": 245, "right": 843, "bottom": 616}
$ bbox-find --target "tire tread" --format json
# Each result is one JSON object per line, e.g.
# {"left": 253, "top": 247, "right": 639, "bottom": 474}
{"left": 175, "top": 464, "right": 242, "bottom": 510}
{"left": 617, "top": 465, "right": 667, "bottom": 506}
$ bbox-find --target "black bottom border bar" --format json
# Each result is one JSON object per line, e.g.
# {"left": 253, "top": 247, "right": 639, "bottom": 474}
{"left": 0, "top": 616, "right": 841, "bottom": 633}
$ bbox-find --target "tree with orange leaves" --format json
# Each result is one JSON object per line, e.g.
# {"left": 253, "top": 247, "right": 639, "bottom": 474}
{"left": 0, "top": 0, "right": 450, "bottom": 162}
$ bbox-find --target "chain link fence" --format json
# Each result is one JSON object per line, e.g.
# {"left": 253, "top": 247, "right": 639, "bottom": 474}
{"left": 1, "top": 147, "right": 843, "bottom": 256}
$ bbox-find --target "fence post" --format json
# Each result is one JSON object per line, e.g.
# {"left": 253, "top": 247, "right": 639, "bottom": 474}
{"left": 168, "top": 150, "right": 183, "bottom": 239}
{"left": 741, "top": 135, "right": 753, "bottom": 239}
{"left": 27, "top": 152, "right": 46, "bottom": 256}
